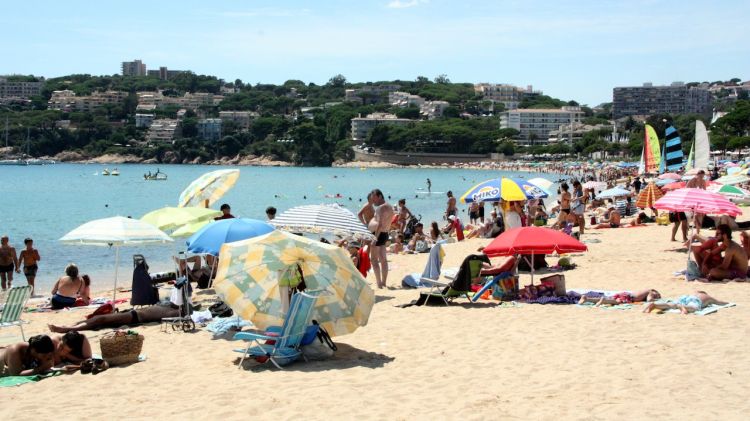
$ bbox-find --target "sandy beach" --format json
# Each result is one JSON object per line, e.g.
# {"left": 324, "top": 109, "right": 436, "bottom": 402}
{"left": 2, "top": 219, "right": 750, "bottom": 420}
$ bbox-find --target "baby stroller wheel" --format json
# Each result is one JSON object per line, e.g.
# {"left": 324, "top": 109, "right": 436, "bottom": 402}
{"left": 182, "top": 319, "right": 195, "bottom": 332}
{"left": 171, "top": 321, "right": 179, "bottom": 331}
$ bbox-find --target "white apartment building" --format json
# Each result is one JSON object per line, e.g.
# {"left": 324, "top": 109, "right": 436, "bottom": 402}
{"left": 136, "top": 91, "right": 224, "bottom": 111}
{"left": 350, "top": 112, "right": 413, "bottom": 142}
{"left": 345, "top": 84, "right": 401, "bottom": 103}
{"left": 218, "top": 111, "right": 259, "bottom": 130}
{"left": 499, "top": 106, "right": 583, "bottom": 146}
{"left": 197, "top": 118, "right": 222, "bottom": 141}
{"left": 474, "top": 83, "right": 541, "bottom": 110}
{"left": 146, "top": 119, "right": 181, "bottom": 142}
{"left": 389, "top": 91, "right": 425, "bottom": 108}
{"left": 547, "top": 122, "right": 613, "bottom": 144}
{"left": 0, "top": 77, "right": 44, "bottom": 99}
{"left": 48, "top": 90, "right": 127, "bottom": 112}
{"left": 421, "top": 101, "right": 450, "bottom": 119}
{"left": 135, "top": 114, "right": 155, "bottom": 128}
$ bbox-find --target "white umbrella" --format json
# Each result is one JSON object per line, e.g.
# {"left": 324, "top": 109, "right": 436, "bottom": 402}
{"left": 598, "top": 187, "right": 631, "bottom": 199}
{"left": 60, "top": 216, "right": 173, "bottom": 303}
{"left": 271, "top": 204, "right": 374, "bottom": 240}
{"left": 582, "top": 181, "right": 607, "bottom": 191}
{"left": 528, "top": 177, "right": 554, "bottom": 195}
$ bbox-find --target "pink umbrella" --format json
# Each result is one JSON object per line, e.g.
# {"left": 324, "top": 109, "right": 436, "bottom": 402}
{"left": 658, "top": 173, "right": 681, "bottom": 180}
{"left": 662, "top": 181, "right": 686, "bottom": 191}
{"left": 654, "top": 188, "right": 742, "bottom": 216}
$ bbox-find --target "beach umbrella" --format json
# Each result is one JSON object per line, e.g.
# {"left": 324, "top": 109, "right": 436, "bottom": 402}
{"left": 597, "top": 187, "right": 631, "bottom": 199}
{"left": 685, "top": 168, "right": 706, "bottom": 175}
{"left": 214, "top": 230, "right": 374, "bottom": 337}
{"left": 582, "top": 181, "right": 607, "bottom": 191}
{"left": 483, "top": 227, "right": 587, "bottom": 284}
{"left": 178, "top": 169, "right": 240, "bottom": 208}
{"left": 171, "top": 220, "right": 212, "bottom": 238}
{"left": 141, "top": 206, "right": 221, "bottom": 231}
{"left": 653, "top": 188, "right": 742, "bottom": 216}
{"left": 715, "top": 174, "right": 750, "bottom": 185}
{"left": 527, "top": 177, "right": 554, "bottom": 195}
{"left": 662, "top": 181, "right": 686, "bottom": 191}
{"left": 727, "top": 166, "right": 742, "bottom": 175}
{"left": 59, "top": 216, "right": 172, "bottom": 303}
{"left": 271, "top": 204, "right": 374, "bottom": 240}
{"left": 186, "top": 218, "right": 275, "bottom": 256}
{"left": 459, "top": 177, "right": 548, "bottom": 203}
{"left": 635, "top": 183, "right": 664, "bottom": 209}
{"left": 655, "top": 178, "right": 673, "bottom": 187}
{"left": 708, "top": 184, "right": 750, "bottom": 198}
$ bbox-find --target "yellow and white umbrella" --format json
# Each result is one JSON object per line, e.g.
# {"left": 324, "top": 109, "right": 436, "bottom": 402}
{"left": 178, "top": 169, "right": 240, "bottom": 208}
{"left": 214, "top": 230, "right": 374, "bottom": 337}
{"left": 141, "top": 206, "right": 221, "bottom": 231}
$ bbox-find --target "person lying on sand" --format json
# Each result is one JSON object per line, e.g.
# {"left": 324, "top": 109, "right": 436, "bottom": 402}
{"left": 48, "top": 303, "right": 182, "bottom": 333}
{"left": 51, "top": 331, "right": 92, "bottom": 365}
{"left": 642, "top": 291, "right": 727, "bottom": 314}
{"left": 0, "top": 334, "right": 55, "bottom": 376}
{"left": 578, "top": 289, "right": 661, "bottom": 306}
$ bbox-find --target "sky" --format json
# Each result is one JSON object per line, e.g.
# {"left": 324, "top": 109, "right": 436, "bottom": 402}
{"left": 1, "top": 0, "right": 748, "bottom": 106}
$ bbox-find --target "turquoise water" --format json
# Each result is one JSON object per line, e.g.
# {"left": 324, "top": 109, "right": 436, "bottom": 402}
{"left": 0, "top": 163, "right": 557, "bottom": 292}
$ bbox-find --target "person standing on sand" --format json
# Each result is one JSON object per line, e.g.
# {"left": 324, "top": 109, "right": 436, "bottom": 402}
{"left": 0, "top": 236, "right": 18, "bottom": 290}
{"left": 445, "top": 191, "right": 457, "bottom": 219}
{"left": 358, "top": 193, "right": 375, "bottom": 227}
{"left": 18, "top": 238, "right": 40, "bottom": 294}
{"left": 369, "top": 189, "right": 393, "bottom": 289}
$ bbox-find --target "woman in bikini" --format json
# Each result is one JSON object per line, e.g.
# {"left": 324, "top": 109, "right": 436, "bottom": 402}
{"left": 50, "top": 264, "right": 86, "bottom": 309}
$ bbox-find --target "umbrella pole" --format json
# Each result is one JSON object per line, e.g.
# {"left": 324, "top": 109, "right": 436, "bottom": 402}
{"left": 112, "top": 246, "right": 120, "bottom": 305}
{"left": 531, "top": 253, "right": 535, "bottom": 285}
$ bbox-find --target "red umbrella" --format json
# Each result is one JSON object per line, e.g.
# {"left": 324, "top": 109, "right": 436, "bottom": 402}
{"left": 484, "top": 227, "right": 587, "bottom": 284}
{"left": 662, "top": 181, "right": 686, "bottom": 191}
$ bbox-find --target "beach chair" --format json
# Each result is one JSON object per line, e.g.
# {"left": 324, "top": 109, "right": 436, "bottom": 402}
{"left": 233, "top": 290, "right": 321, "bottom": 369}
{"left": 426, "top": 254, "right": 490, "bottom": 305}
{"left": 0, "top": 285, "right": 33, "bottom": 341}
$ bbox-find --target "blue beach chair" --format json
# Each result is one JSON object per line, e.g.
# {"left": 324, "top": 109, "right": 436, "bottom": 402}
{"left": 0, "top": 285, "right": 33, "bottom": 341}
{"left": 233, "top": 290, "right": 321, "bottom": 369}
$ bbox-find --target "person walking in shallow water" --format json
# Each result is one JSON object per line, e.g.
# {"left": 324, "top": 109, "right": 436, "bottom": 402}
{"left": 18, "top": 238, "right": 40, "bottom": 294}
{"left": 426, "top": 178, "right": 432, "bottom": 193}
{"left": 0, "top": 236, "right": 18, "bottom": 290}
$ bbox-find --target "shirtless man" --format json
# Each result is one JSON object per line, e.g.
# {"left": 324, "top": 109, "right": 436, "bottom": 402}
{"left": 18, "top": 238, "right": 40, "bottom": 293}
{"left": 358, "top": 193, "right": 375, "bottom": 227}
{"left": 707, "top": 224, "right": 748, "bottom": 281}
{"left": 445, "top": 191, "right": 457, "bottom": 219}
{"left": 643, "top": 291, "right": 727, "bottom": 314}
{"left": 594, "top": 208, "right": 621, "bottom": 228}
{"left": 0, "top": 236, "right": 18, "bottom": 290}
{"left": 369, "top": 189, "right": 394, "bottom": 289}
{"left": 397, "top": 199, "right": 412, "bottom": 234}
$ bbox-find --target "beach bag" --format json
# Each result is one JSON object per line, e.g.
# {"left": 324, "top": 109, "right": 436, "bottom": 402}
{"left": 86, "top": 303, "right": 113, "bottom": 319}
{"left": 100, "top": 330, "right": 144, "bottom": 366}
{"left": 313, "top": 321, "right": 337, "bottom": 352}
{"left": 492, "top": 276, "right": 518, "bottom": 300}
{"left": 686, "top": 260, "right": 702, "bottom": 281}
{"left": 415, "top": 240, "right": 430, "bottom": 253}
{"left": 540, "top": 274, "right": 566, "bottom": 296}
{"left": 209, "top": 301, "right": 233, "bottom": 318}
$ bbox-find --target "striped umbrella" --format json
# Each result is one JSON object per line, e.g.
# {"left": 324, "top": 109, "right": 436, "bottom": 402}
{"left": 459, "top": 177, "right": 548, "bottom": 203}
{"left": 654, "top": 188, "right": 742, "bottom": 216}
{"left": 214, "top": 230, "right": 374, "bottom": 337}
{"left": 141, "top": 206, "right": 221, "bottom": 231}
{"left": 635, "top": 183, "right": 664, "bottom": 208}
{"left": 708, "top": 184, "right": 750, "bottom": 198}
{"left": 60, "top": 216, "right": 173, "bottom": 303}
{"left": 178, "top": 169, "right": 240, "bottom": 208}
{"left": 715, "top": 174, "right": 750, "bottom": 185}
{"left": 528, "top": 177, "right": 554, "bottom": 195}
{"left": 271, "top": 204, "right": 374, "bottom": 240}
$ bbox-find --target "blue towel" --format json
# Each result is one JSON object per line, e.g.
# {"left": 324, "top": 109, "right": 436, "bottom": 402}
{"left": 206, "top": 317, "right": 251, "bottom": 336}
{"left": 402, "top": 242, "right": 443, "bottom": 288}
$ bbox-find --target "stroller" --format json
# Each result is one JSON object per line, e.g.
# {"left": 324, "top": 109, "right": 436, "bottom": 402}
{"left": 131, "top": 255, "right": 159, "bottom": 306}
{"left": 161, "top": 276, "right": 195, "bottom": 332}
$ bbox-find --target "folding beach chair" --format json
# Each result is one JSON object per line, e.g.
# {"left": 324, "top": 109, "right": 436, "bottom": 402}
{"left": 233, "top": 290, "right": 322, "bottom": 369}
{"left": 426, "top": 254, "right": 490, "bottom": 305}
{"left": 0, "top": 285, "right": 33, "bottom": 341}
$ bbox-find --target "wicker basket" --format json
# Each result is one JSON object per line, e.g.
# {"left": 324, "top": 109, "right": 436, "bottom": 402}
{"left": 100, "top": 331, "right": 144, "bottom": 366}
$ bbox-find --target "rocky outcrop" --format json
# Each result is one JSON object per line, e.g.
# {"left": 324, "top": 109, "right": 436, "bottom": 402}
{"left": 53, "top": 151, "right": 89, "bottom": 162}
{"left": 88, "top": 154, "right": 144, "bottom": 164}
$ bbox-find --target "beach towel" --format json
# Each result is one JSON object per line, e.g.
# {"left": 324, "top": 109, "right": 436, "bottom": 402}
{"left": 0, "top": 371, "right": 61, "bottom": 387}
{"left": 206, "top": 317, "right": 251, "bottom": 336}
{"left": 401, "top": 242, "right": 444, "bottom": 288}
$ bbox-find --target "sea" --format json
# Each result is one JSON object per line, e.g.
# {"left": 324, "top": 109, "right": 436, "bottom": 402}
{"left": 0, "top": 163, "right": 561, "bottom": 292}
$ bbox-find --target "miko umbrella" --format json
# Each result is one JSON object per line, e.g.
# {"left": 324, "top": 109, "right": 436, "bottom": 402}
{"left": 271, "top": 204, "right": 373, "bottom": 240}
{"left": 214, "top": 230, "right": 374, "bottom": 336}
{"left": 483, "top": 226, "right": 587, "bottom": 283}
{"left": 178, "top": 169, "right": 240, "bottom": 208}
{"left": 60, "top": 216, "right": 172, "bottom": 303}
{"left": 141, "top": 206, "right": 221, "bottom": 231}
{"left": 186, "top": 218, "right": 275, "bottom": 256}
{"left": 597, "top": 187, "right": 631, "bottom": 199}
{"left": 635, "top": 183, "right": 664, "bottom": 209}
{"left": 459, "top": 177, "right": 548, "bottom": 203}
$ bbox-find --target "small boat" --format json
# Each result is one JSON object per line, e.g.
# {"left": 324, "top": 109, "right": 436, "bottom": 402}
{"left": 102, "top": 168, "right": 110, "bottom": 176}
{"left": 144, "top": 169, "right": 167, "bottom": 181}
{"left": 111, "top": 168, "right": 120, "bottom": 176}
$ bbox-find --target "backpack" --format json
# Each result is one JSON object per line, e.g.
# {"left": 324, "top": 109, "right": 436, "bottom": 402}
{"left": 209, "top": 301, "right": 234, "bottom": 318}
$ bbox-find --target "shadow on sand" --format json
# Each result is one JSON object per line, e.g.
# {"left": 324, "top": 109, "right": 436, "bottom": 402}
{"left": 236, "top": 343, "right": 394, "bottom": 372}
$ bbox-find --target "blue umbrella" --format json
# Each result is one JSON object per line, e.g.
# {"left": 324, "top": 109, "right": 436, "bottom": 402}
{"left": 598, "top": 187, "right": 631, "bottom": 199}
{"left": 186, "top": 218, "right": 274, "bottom": 255}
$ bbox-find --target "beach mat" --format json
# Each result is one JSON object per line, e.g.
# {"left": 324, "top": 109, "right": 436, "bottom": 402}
{"left": 0, "top": 371, "right": 61, "bottom": 387}
{"left": 659, "top": 303, "right": 737, "bottom": 315}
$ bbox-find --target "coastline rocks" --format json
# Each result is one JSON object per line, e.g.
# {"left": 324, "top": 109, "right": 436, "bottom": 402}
{"left": 161, "top": 151, "right": 180, "bottom": 164}
{"left": 53, "top": 151, "right": 88, "bottom": 162}
{"left": 89, "top": 153, "right": 144, "bottom": 164}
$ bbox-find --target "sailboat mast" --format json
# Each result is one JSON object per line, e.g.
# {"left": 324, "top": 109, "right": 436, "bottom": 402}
{"left": 4, "top": 116, "right": 7, "bottom": 147}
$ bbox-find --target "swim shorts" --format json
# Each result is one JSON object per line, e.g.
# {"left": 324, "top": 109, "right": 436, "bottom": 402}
{"left": 375, "top": 232, "right": 389, "bottom": 247}
{"left": 0, "top": 264, "right": 13, "bottom": 273}
{"left": 561, "top": 208, "right": 570, "bottom": 214}
{"left": 676, "top": 295, "right": 703, "bottom": 310}
{"left": 610, "top": 222, "right": 620, "bottom": 228}
{"left": 469, "top": 211, "right": 478, "bottom": 220}
{"left": 130, "top": 309, "right": 140, "bottom": 325}
{"left": 23, "top": 264, "right": 38, "bottom": 277}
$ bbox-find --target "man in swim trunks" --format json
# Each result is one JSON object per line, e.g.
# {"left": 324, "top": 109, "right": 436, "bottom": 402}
{"left": 445, "top": 191, "right": 457, "bottom": 219}
{"left": 48, "top": 302, "right": 181, "bottom": 333}
{"left": 642, "top": 291, "right": 727, "bottom": 314}
{"left": 0, "top": 236, "right": 19, "bottom": 290}
{"left": 707, "top": 224, "right": 748, "bottom": 281}
{"left": 17, "top": 238, "right": 40, "bottom": 293}
{"left": 369, "top": 189, "right": 394, "bottom": 289}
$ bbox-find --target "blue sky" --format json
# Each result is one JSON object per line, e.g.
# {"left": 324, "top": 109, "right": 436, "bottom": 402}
{"left": 1, "top": 0, "right": 748, "bottom": 105}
